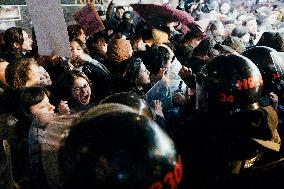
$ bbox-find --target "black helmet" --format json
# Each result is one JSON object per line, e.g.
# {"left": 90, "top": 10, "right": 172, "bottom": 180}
{"left": 196, "top": 54, "right": 263, "bottom": 113}
{"left": 59, "top": 103, "right": 182, "bottom": 189}
{"left": 122, "top": 11, "right": 134, "bottom": 23}
{"left": 242, "top": 46, "right": 284, "bottom": 96}
{"left": 99, "top": 91, "right": 153, "bottom": 118}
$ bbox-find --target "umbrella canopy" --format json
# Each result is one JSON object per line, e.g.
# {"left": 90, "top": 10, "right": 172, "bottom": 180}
{"left": 130, "top": 3, "right": 195, "bottom": 27}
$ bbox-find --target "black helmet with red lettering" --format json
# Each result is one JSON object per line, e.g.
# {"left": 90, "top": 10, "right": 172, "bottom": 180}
{"left": 242, "top": 46, "right": 284, "bottom": 96}
{"left": 59, "top": 103, "right": 182, "bottom": 189}
{"left": 196, "top": 54, "right": 263, "bottom": 113}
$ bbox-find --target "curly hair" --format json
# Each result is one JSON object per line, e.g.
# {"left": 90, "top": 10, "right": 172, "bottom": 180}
{"left": 5, "top": 58, "right": 36, "bottom": 89}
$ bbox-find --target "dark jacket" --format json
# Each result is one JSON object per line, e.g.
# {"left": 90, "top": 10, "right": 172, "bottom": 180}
{"left": 188, "top": 56, "right": 209, "bottom": 74}
{"left": 106, "top": 1, "right": 122, "bottom": 33}
{"left": 174, "top": 106, "right": 282, "bottom": 189}
{"left": 175, "top": 44, "right": 195, "bottom": 67}
{"left": 82, "top": 62, "right": 119, "bottom": 101}
{"left": 0, "top": 51, "right": 27, "bottom": 64}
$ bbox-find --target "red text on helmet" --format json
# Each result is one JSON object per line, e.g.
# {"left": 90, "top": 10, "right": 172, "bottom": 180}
{"left": 237, "top": 76, "right": 262, "bottom": 91}
{"left": 149, "top": 155, "right": 183, "bottom": 189}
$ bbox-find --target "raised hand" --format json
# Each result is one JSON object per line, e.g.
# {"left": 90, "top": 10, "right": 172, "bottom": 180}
{"left": 58, "top": 100, "right": 71, "bottom": 115}
{"left": 179, "top": 65, "right": 192, "bottom": 79}
{"left": 153, "top": 100, "right": 164, "bottom": 118}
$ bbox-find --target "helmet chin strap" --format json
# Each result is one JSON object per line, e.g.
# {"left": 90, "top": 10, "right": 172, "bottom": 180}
{"left": 229, "top": 102, "right": 260, "bottom": 115}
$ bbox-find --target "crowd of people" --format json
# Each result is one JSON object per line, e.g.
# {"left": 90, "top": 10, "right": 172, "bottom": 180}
{"left": 1, "top": 0, "right": 284, "bottom": 188}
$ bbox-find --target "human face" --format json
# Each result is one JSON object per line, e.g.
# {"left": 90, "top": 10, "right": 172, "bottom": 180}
{"left": 72, "top": 76, "right": 91, "bottom": 105}
{"left": 30, "top": 94, "right": 55, "bottom": 116}
{"left": 0, "top": 61, "right": 9, "bottom": 85}
{"left": 70, "top": 41, "right": 84, "bottom": 58}
{"left": 77, "top": 29, "right": 86, "bottom": 44}
{"left": 102, "top": 43, "right": 107, "bottom": 53}
{"left": 220, "top": 3, "right": 230, "bottom": 14}
{"left": 136, "top": 63, "right": 150, "bottom": 85}
{"left": 26, "top": 63, "right": 52, "bottom": 87}
{"left": 191, "top": 38, "right": 202, "bottom": 48}
{"left": 225, "top": 23, "right": 236, "bottom": 36}
{"left": 100, "top": 15, "right": 106, "bottom": 21}
{"left": 137, "top": 39, "right": 146, "bottom": 51}
{"left": 246, "top": 19, "right": 257, "bottom": 35}
{"left": 116, "top": 8, "right": 125, "bottom": 19}
{"left": 22, "top": 30, "right": 33, "bottom": 51}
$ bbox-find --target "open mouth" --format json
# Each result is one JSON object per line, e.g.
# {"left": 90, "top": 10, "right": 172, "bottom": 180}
{"left": 80, "top": 94, "right": 90, "bottom": 104}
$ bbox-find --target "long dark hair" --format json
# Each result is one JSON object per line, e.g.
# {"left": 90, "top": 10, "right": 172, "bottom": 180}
{"left": 3, "top": 27, "right": 25, "bottom": 57}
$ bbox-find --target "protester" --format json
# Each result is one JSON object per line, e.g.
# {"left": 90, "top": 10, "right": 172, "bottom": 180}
{"left": 122, "top": 57, "right": 150, "bottom": 97}
{"left": 0, "top": 27, "right": 33, "bottom": 64}
{"left": 51, "top": 70, "right": 93, "bottom": 114}
{"left": 106, "top": 0, "right": 125, "bottom": 37}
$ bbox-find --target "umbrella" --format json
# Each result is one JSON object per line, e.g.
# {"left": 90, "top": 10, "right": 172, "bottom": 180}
{"left": 130, "top": 3, "right": 195, "bottom": 28}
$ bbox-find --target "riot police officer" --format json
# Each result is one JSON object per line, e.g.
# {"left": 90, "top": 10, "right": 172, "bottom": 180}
{"left": 59, "top": 103, "right": 182, "bottom": 189}
{"left": 174, "top": 54, "right": 283, "bottom": 189}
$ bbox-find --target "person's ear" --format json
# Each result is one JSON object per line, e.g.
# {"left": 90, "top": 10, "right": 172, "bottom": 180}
{"left": 13, "top": 42, "right": 21, "bottom": 49}
{"left": 159, "top": 67, "right": 168, "bottom": 77}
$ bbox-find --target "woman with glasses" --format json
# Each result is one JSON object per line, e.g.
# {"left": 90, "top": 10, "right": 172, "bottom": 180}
{"left": 51, "top": 70, "right": 93, "bottom": 114}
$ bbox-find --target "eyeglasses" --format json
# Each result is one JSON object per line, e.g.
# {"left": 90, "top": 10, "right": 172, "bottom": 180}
{"left": 72, "top": 83, "right": 89, "bottom": 94}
